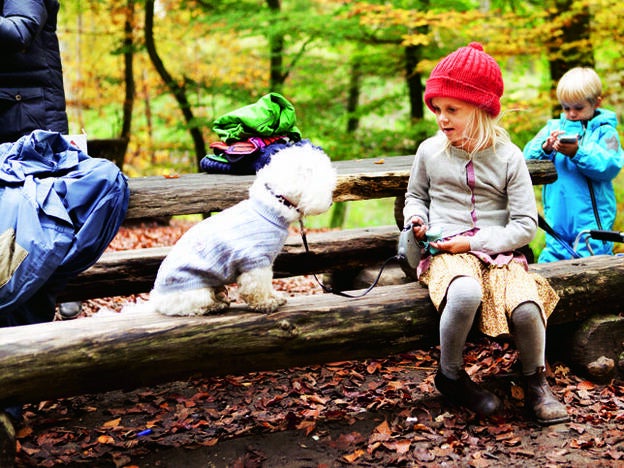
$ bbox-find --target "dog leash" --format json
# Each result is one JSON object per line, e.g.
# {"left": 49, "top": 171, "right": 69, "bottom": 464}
{"left": 538, "top": 214, "right": 582, "bottom": 259}
{"left": 298, "top": 220, "right": 400, "bottom": 298}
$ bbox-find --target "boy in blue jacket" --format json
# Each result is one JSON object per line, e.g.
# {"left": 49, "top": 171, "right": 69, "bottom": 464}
{"left": 524, "top": 67, "right": 624, "bottom": 262}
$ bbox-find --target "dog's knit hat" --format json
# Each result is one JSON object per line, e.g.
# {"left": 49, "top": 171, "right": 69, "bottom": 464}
{"left": 424, "top": 42, "right": 504, "bottom": 117}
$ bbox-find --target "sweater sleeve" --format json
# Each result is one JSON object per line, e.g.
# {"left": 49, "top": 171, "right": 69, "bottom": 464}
{"left": 403, "top": 146, "right": 430, "bottom": 227}
{"left": 0, "top": 0, "right": 47, "bottom": 51}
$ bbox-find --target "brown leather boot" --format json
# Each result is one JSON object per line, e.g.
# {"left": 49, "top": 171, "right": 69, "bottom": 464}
{"left": 0, "top": 412, "right": 16, "bottom": 467}
{"left": 435, "top": 369, "right": 502, "bottom": 417}
{"left": 525, "top": 367, "right": 570, "bottom": 425}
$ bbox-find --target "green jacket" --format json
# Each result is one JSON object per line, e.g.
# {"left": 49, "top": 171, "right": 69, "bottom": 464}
{"left": 212, "top": 93, "right": 301, "bottom": 143}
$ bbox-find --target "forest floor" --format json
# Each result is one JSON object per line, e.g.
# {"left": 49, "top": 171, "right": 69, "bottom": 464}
{"left": 12, "top": 221, "right": 624, "bottom": 467}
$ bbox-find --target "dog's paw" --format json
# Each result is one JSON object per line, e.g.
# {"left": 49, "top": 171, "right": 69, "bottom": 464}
{"left": 157, "top": 301, "right": 229, "bottom": 316}
{"left": 157, "top": 308, "right": 204, "bottom": 317}
{"left": 203, "top": 301, "right": 230, "bottom": 315}
{"left": 248, "top": 292, "right": 287, "bottom": 314}
{"left": 214, "top": 286, "right": 231, "bottom": 306}
{"left": 274, "top": 292, "right": 288, "bottom": 306}
{"left": 150, "top": 287, "right": 231, "bottom": 316}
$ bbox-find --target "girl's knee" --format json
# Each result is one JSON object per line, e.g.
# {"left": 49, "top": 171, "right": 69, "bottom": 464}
{"left": 511, "top": 301, "right": 543, "bottom": 327}
{"left": 447, "top": 276, "right": 482, "bottom": 306}
{"left": 442, "top": 276, "right": 482, "bottom": 323}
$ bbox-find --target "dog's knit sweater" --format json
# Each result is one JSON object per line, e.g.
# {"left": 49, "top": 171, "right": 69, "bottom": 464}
{"left": 153, "top": 198, "right": 291, "bottom": 293}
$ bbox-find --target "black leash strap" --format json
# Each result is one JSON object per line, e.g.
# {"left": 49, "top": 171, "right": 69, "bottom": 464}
{"left": 538, "top": 214, "right": 582, "bottom": 259}
{"left": 586, "top": 230, "right": 624, "bottom": 243}
{"left": 299, "top": 220, "right": 399, "bottom": 298}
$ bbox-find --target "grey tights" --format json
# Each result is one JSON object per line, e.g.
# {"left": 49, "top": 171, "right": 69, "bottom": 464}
{"left": 439, "top": 276, "right": 546, "bottom": 379}
{"left": 439, "top": 276, "right": 481, "bottom": 379}
{"left": 510, "top": 301, "right": 546, "bottom": 375}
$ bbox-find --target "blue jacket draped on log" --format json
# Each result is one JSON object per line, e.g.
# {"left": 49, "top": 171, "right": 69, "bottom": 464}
{"left": 0, "top": 131, "right": 129, "bottom": 325}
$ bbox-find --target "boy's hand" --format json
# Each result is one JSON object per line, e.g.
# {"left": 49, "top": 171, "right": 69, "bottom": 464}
{"left": 542, "top": 130, "right": 565, "bottom": 153}
{"left": 552, "top": 138, "right": 578, "bottom": 157}
{"left": 543, "top": 130, "right": 578, "bottom": 157}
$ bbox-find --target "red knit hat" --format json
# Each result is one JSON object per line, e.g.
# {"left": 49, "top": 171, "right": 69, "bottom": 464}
{"left": 424, "top": 42, "right": 504, "bottom": 117}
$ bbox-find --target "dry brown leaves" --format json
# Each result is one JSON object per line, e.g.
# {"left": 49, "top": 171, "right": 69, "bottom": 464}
{"left": 15, "top": 341, "right": 624, "bottom": 466}
{"left": 14, "top": 221, "right": 624, "bottom": 467}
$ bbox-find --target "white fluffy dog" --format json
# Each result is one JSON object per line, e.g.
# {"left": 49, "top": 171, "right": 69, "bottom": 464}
{"left": 144, "top": 142, "right": 336, "bottom": 316}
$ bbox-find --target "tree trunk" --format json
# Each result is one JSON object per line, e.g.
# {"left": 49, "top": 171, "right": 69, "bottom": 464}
{"left": 405, "top": 0, "right": 428, "bottom": 120}
{"left": 546, "top": 0, "right": 594, "bottom": 115}
{"left": 141, "top": 69, "right": 155, "bottom": 164}
{"left": 144, "top": 0, "right": 206, "bottom": 168}
{"left": 346, "top": 57, "right": 361, "bottom": 133}
{"left": 405, "top": 45, "right": 424, "bottom": 120}
{"left": 121, "top": 0, "right": 136, "bottom": 148}
{"left": 266, "top": 0, "right": 285, "bottom": 92}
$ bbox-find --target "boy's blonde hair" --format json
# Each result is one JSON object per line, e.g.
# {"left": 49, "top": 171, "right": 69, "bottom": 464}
{"left": 556, "top": 67, "right": 602, "bottom": 106}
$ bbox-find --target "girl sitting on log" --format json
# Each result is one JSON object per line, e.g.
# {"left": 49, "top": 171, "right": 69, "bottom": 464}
{"left": 403, "top": 42, "right": 569, "bottom": 425}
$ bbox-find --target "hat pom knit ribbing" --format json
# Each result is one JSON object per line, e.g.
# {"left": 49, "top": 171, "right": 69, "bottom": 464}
{"left": 424, "top": 42, "right": 504, "bottom": 117}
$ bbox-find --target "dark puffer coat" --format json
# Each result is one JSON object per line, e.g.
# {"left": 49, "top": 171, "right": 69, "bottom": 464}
{"left": 0, "top": 0, "right": 68, "bottom": 143}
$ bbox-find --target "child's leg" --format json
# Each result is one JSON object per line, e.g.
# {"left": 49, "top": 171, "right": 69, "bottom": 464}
{"left": 511, "top": 301, "right": 569, "bottom": 425}
{"left": 439, "top": 276, "right": 482, "bottom": 379}
{"left": 510, "top": 301, "right": 545, "bottom": 374}
{"left": 435, "top": 276, "right": 501, "bottom": 417}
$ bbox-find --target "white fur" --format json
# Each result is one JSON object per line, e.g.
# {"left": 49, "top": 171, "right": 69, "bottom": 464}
{"left": 136, "top": 143, "right": 336, "bottom": 317}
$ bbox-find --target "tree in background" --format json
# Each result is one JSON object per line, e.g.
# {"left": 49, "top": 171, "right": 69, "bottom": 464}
{"left": 57, "top": 0, "right": 624, "bottom": 178}
{"left": 145, "top": 0, "right": 206, "bottom": 168}
{"left": 544, "top": 0, "right": 594, "bottom": 115}
{"left": 121, "top": 0, "right": 136, "bottom": 147}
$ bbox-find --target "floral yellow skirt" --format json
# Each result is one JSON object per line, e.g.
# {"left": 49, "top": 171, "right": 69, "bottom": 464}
{"left": 420, "top": 253, "right": 559, "bottom": 337}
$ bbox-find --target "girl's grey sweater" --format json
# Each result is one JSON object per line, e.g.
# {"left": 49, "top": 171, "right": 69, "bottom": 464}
{"left": 403, "top": 133, "right": 537, "bottom": 255}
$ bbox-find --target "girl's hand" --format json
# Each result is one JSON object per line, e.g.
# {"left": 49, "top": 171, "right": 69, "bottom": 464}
{"left": 408, "top": 217, "right": 427, "bottom": 241}
{"left": 430, "top": 236, "right": 471, "bottom": 254}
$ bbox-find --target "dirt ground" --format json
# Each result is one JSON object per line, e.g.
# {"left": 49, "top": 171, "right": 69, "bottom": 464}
{"left": 13, "top": 341, "right": 624, "bottom": 468}
{"left": 12, "top": 222, "right": 624, "bottom": 467}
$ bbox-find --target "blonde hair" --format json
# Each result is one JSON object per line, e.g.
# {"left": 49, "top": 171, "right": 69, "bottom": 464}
{"left": 445, "top": 106, "right": 510, "bottom": 155}
{"left": 556, "top": 67, "right": 602, "bottom": 106}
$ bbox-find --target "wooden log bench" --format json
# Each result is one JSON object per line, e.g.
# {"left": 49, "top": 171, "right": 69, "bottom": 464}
{"left": 58, "top": 157, "right": 557, "bottom": 301}
{"left": 5, "top": 155, "right": 622, "bottom": 406}
{"left": 1, "top": 254, "right": 623, "bottom": 407}
{"left": 121, "top": 155, "right": 556, "bottom": 219}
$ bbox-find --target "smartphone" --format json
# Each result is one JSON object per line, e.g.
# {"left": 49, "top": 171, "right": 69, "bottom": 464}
{"left": 558, "top": 134, "right": 578, "bottom": 144}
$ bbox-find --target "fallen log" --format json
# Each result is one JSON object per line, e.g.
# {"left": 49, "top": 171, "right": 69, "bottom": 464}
{"left": 548, "top": 314, "right": 624, "bottom": 382}
{"left": 1, "top": 255, "right": 622, "bottom": 406}
{"left": 58, "top": 226, "right": 400, "bottom": 302}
